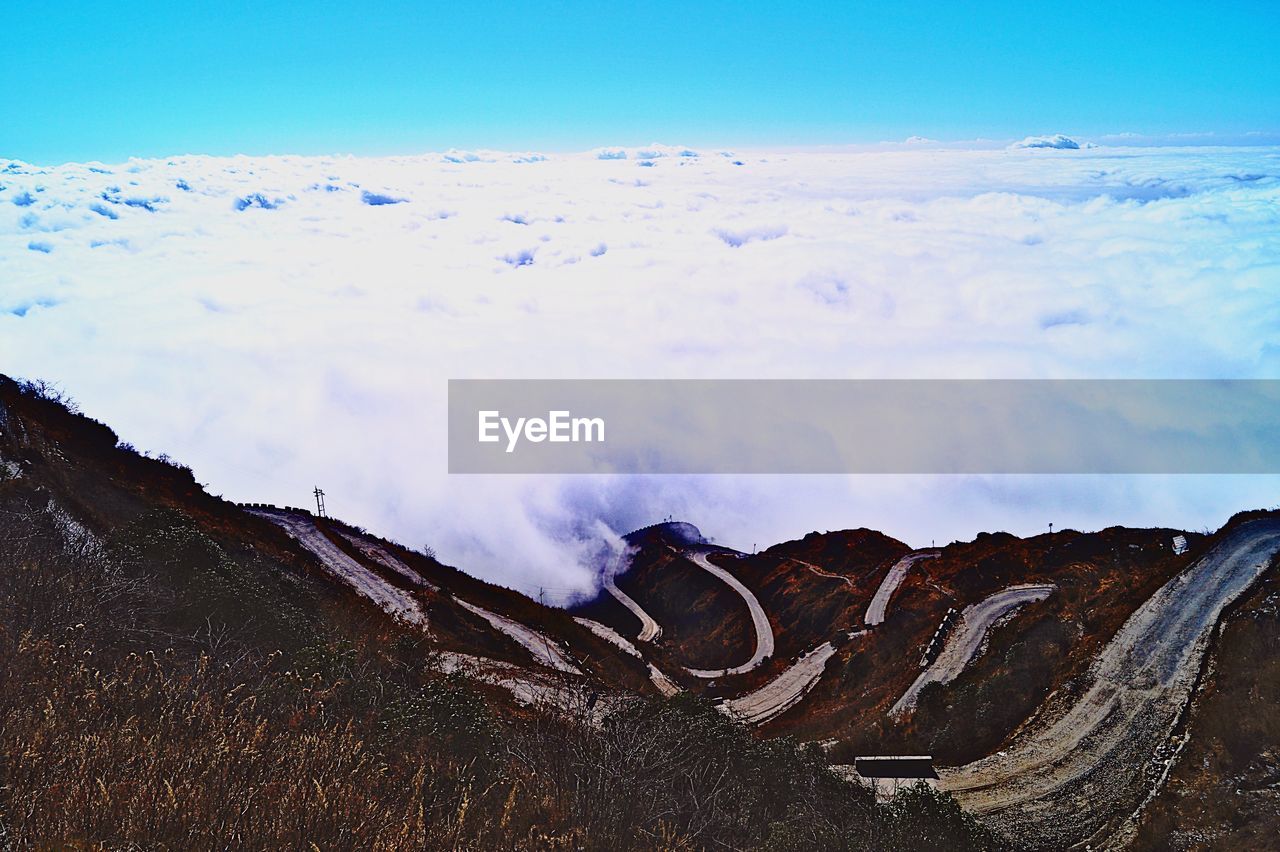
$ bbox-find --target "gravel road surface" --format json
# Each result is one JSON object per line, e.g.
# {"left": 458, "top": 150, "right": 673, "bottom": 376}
{"left": 683, "top": 550, "right": 776, "bottom": 678}
{"left": 940, "top": 519, "right": 1280, "bottom": 847}
{"left": 890, "top": 584, "right": 1055, "bottom": 716}
{"left": 722, "top": 641, "right": 840, "bottom": 724}
{"left": 455, "top": 597, "right": 581, "bottom": 674}
{"left": 251, "top": 510, "right": 426, "bottom": 626}
{"left": 865, "top": 551, "right": 939, "bottom": 626}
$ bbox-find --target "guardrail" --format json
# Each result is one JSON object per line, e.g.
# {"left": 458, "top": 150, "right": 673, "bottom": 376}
{"left": 919, "top": 607, "right": 959, "bottom": 668}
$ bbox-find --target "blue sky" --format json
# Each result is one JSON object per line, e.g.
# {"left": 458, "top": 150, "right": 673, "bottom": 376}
{"left": 5, "top": 1, "right": 1280, "bottom": 163}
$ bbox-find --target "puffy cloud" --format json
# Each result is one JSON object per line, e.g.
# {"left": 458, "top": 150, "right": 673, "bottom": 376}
{"left": 593, "top": 144, "right": 701, "bottom": 162}
{"left": 233, "top": 193, "right": 284, "bottom": 211}
{"left": 359, "top": 190, "right": 406, "bottom": 206}
{"left": 1, "top": 145, "right": 1279, "bottom": 595}
{"left": 1010, "top": 134, "right": 1082, "bottom": 150}
{"left": 713, "top": 223, "right": 788, "bottom": 247}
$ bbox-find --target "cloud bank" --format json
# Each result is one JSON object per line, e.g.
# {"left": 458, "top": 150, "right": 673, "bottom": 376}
{"left": 3, "top": 144, "right": 1280, "bottom": 599}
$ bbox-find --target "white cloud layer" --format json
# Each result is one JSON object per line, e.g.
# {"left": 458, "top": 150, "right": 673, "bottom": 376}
{"left": 3, "top": 145, "right": 1280, "bottom": 599}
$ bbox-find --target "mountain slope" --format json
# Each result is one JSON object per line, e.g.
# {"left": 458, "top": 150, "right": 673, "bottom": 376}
{"left": 3, "top": 374, "right": 1278, "bottom": 849}
{"left": 0, "top": 374, "right": 1009, "bottom": 850}
{"left": 567, "top": 512, "right": 1280, "bottom": 848}
{"left": 0, "top": 376, "right": 652, "bottom": 701}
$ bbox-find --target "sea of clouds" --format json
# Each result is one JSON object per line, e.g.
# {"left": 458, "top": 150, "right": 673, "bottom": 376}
{"left": 3, "top": 141, "right": 1279, "bottom": 599}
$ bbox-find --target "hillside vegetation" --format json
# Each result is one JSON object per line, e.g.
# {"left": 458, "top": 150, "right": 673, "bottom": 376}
{"left": 0, "top": 376, "right": 1006, "bottom": 850}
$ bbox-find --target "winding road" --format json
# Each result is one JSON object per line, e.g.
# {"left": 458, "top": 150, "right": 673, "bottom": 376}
{"left": 574, "top": 616, "right": 642, "bottom": 658}
{"left": 791, "top": 557, "right": 856, "bottom": 589}
{"left": 940, "top": 518, "right": 1280, "bottom": 847}
{"left": 573, "top": 616, "right": 682, "bottom": 695}
{"left": 890, "top": 584, "right": 1055, "bottom": 717}
{"left": 683, "top": 550, "right": 777, "bottom": 678}
{"left": 455, "top": 598, "right": 581, "bottom": 674}
{"left": 437, "top": 651, "right": 623, "bottom": 722}
{"left": 251, "top": 510, "right": 426, "bottom": 626}
{"left": 262, "top": 507, "right": 1280, "bottom": 843}
{"left": 336, "top": 530, "right": 437, "bottom": 590}
{"left": 646, "top": 663, "right": 682, "bottom": 697}
{"left": 255, "top": 509, "right": 581, "bottom": 674}
{"left": 722, "top": 641, "right": 839, "bottom": 724}
{"left": 605, "top": 578, "right": 663, "bottom": 642}
{"left": 865, "top": 551, "right": 939, "bottom": 627}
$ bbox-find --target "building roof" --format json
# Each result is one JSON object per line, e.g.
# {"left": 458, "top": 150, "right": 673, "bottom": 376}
{"left": 853, "top": 755, "right": 939, "bottom": 779}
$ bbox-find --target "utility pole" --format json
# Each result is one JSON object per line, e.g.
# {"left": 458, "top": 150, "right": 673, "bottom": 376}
{"left": 313, "top": 487, "right": 327, "bottom": 518}
{"left": 536, "top": 586, "right": 560, "bottom": 670}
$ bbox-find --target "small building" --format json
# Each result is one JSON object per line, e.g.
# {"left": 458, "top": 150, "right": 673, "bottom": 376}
{"left": 1172, "top": 535, "right": 1189, "bottom": 555}
{"left": 846, "top": 755, "right": 939, "bottom": 801}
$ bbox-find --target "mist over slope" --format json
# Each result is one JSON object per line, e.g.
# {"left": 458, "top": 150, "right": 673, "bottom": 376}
{"left": 3, "top": 144, "right": 1280, "bottom": 591}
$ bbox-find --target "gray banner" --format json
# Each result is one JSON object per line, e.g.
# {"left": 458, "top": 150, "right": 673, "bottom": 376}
{"left": 448, "top": 380, "right": 1280, "bottom": 474}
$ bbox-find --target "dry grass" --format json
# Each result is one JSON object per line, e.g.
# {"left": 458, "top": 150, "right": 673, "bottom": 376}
{"left": 0, "top": 523, "right": 1008, "bottom": 851}
{"left": 0, "top": 630, "right": 1006, "bottom": 850}
{"left": 0, "top": 377, "right": 1011, "bottom": 850}
{"left": 0, "top": 634, "right": 520, "bottom": 849}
